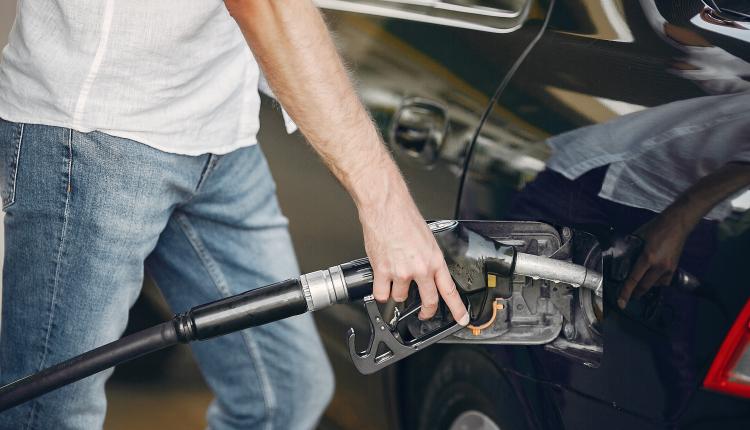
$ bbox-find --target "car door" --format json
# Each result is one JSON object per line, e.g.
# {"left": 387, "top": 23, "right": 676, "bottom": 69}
{"left": 259, "top": 1, "right": 552, "bottom": 429}
{"left": 458, "top": 0, "right": 750, "bottom": 428}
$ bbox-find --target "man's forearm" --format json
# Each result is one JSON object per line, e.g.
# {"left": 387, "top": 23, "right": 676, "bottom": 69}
{"left": 225, "top": 0, "right": 469, "bottom": 323}
{"left": 225, "top": 0, "right": 405, "bottom": 210}
{"left": 665, "top": 161, "right": 750, "bottom": 229}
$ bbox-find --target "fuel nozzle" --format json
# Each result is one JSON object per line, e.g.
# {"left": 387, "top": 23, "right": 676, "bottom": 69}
{"left": 345, "top": 220, "right": 605, "bottom": 373}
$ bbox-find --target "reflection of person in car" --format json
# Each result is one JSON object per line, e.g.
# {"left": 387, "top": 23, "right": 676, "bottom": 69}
{"left": 508, "top": 90, "right": 750, "bottom": 420}
{"left": 510, "top": 91, "right": 750, "bottom": 305}
{"left": 617, "top": 160, "right": 749, "bottom": 307}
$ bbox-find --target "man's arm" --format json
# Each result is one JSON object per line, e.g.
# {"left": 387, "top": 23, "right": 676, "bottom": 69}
{"left": 619, "top": 161, "right": 750, "bottom": 308}
{"left": 224, "top": 0, "right": 469, "bottom": 324}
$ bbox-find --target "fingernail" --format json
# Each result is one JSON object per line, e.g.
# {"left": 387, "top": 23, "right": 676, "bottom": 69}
{"left": 617, "top": 298, "right": 627, "bottom": 309}
{"left": 458, "top": 313, "right": 470, "bottom": 326}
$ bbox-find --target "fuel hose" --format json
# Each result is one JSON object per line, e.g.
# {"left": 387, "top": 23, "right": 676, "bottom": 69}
{"left": 0, "top": 258, "right": 373, "bottom": 412}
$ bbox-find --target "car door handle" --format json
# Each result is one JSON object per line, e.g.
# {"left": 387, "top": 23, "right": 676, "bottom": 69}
{"left": 388, "top": 98, "right": 448, "bottom": 166}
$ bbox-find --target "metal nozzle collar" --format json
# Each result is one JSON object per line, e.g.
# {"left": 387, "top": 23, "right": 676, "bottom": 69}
{"left": 299, "top": 265, "right": 349, "bottom": 312}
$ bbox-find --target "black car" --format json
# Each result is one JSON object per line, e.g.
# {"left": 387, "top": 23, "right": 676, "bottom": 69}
{"left": 256, "top": 0, "right": 750, "bottom": 429}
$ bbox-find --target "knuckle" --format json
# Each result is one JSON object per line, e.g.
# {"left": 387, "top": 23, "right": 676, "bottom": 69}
{"left": 413, "top": 265, "right": 430, "bottom": 280}
{"left": 393, "top": 272, "right": 410, "bottom": 283}
{"left": 372, "top": 267, "right": 389, "bottom": 280}
{"left": 422, "top": 288, "right": 439, "bottom": 304}
{"left": 421, "top": 299, "right": 438, "bottom": 310}
{"left": 430, "top": 250, "right": 444, "bottom": 263}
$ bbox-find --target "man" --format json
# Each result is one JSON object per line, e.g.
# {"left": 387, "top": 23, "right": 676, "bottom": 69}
{"left": 0, "top": 1, "right": 469, "bottom": 429}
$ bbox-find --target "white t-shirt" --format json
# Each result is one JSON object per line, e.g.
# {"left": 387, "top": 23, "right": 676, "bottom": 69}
{"left": 0, "top": 0, "right": 279, "bottom": 155}
{"left": 547, "top": 92, "right": 750, "bottom": 221}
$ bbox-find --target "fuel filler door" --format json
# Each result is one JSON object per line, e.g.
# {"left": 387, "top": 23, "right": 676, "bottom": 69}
{"left": 406, "top": 221, "right": 604, "bottom": 367}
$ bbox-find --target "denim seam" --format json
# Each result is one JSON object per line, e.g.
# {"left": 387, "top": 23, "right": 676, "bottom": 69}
{"left": 173, "top": 213, "right": 277, "bottom": 429}
{"left": 25, "top": 128, "right": 74, "bottom": 430}
{"left": 9, "top": 123, "right": 23, "bottom": 207}
{"left": 187, "top": 154, "right": 220, "bottom": 204}
{"left": 2, "top": 123, "right": 23, "bottom": 209}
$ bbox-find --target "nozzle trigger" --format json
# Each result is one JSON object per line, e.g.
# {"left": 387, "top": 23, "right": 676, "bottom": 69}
{"left": 347, "top": 295, "right": 466, "bottom": 375}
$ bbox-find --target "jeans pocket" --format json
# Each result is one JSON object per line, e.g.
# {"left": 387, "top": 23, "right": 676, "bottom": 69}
{"left": 0, "top": 119, "right": 24, "bottom": 211}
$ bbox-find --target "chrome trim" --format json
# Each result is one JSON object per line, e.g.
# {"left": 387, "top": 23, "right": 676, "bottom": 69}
{"left": 300, "top": 270, "right": 334, "bottom": 312}
{"left": 380, "top": 0, "right": 524, "bottom": 19}
{"left": 427, "top": 219, "right": 459, "bottom": 233}
{"left": 449, "top": 410, "right": 501, "bottom": 430}
{"left": 300, "top": 266, "right": 352, "bottom": 312}
{"left": 314, "top": 0, "right": 529, "bottom": 33}
{"left": 514, "top": 252, "right": 603, "bottom": 296}
{"left": 299, "top": 274, "right": 315, "bottom": 311}
{"left": 328, "top": 264, "right": 350, "bottom": 303}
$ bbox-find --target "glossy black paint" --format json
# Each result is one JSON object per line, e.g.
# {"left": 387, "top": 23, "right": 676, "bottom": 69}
{"left": 260, "top": 0, "right": 750, "bottom": 429}
{"left": 458, "top": 1, "right": 750, "bottom": 429}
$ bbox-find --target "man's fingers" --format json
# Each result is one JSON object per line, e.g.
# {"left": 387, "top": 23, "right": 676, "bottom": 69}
{"left": 390, "top": 275, "right": 410, "bottom": 303}
{"left": 415, "top": 277, "right": 439, "bottom": 320}
{"left": 657, "top": 271, "right": 675, "bottom": 288}
{"left": 619, "top": 257, "right": 649, "bottom": 309}
{"left": 633, "top": 268, "right": 663, "bottom": 299}
{"left": 435, "top": 265, "right": 469, "bottom": 326}
{"left": 372, "top": 270, "right": 391, "bottom": 303}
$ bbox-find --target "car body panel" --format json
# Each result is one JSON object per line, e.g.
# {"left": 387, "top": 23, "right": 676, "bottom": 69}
{"left": 262, "top": 1, "right": 750, "bottom": 429}
{"left": 459, "top": 0, "right": 750, "bottom": 428}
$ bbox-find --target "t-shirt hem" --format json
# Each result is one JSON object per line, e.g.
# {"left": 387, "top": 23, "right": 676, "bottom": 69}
{"left": 0, "top": 112, "right": 258, "bottom": 156}
{"left": 100, "top": 129, "right": 258, "bottom": 156}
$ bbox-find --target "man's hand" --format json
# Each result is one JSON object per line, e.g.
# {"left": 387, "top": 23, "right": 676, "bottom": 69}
{"left": 617, "top": 216, "right": 690, "bottom": 309}
{"left": 225, "top": 0, "right": 468, "bottom": 325}
{"left": 617, "top": 162, "right": 750, "bottom": 309}
{"left": 357, "top": 167, "right": 469, "bottom": 324}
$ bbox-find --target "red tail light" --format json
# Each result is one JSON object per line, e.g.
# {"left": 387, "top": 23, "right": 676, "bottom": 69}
{"left": 703, "top": 298, "right": 750, "bottom": 399}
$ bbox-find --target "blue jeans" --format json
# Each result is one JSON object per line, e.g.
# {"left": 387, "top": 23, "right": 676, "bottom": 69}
{"left": 0, "top": 119, "right": 334, "bottom": 429}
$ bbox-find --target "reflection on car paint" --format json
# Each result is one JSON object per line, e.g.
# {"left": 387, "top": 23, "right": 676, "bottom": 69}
{"left": 266, "top": 1, "right": 750, "bottom": 429}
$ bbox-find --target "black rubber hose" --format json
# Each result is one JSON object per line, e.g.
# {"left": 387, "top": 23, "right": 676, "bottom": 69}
{"left": 0, "top": 278, "right": 310, "bottom": 412}
{"left": 189, "top": 278, "right": 307, "bottom": 340}
{"left": 0, "top": 321, "right": 179, "bottom": 412}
